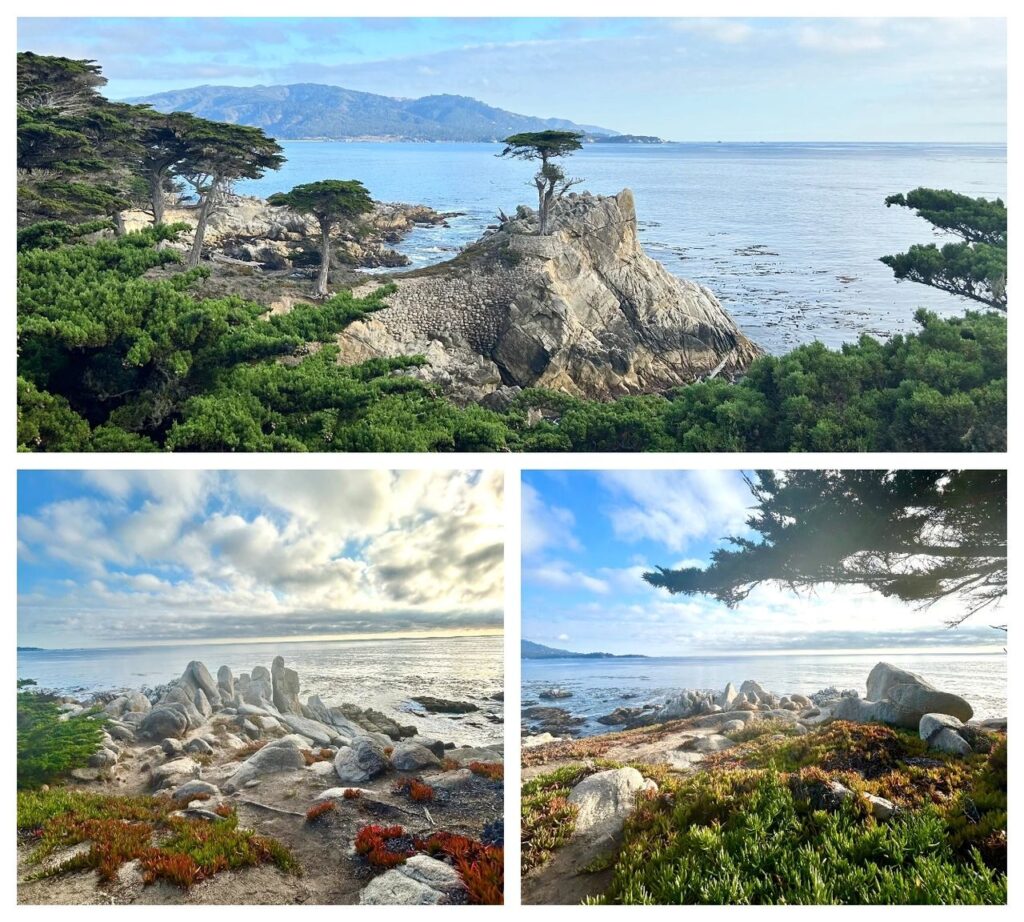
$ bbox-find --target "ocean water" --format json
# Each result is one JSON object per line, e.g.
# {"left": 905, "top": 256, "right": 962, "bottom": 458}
{"left": 18, "top": 634, "right": 504, "bottom": 747}
{"left": 237, "top": 141, "right": 1006, "bottom": 353}
{"left": 522, "top": 651, "right": 1006, "bottom": 736}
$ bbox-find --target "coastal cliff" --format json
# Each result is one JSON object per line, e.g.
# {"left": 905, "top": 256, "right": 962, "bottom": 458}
{"left": 338, "top": 189, "right": 761, "bottom": 404}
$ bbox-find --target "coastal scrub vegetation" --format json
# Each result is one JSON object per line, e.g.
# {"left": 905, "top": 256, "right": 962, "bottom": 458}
{"left": 16, "top": 227, "right": 1006, "bottom": 452}
{"left": 17, "top": 681, "right": 106, "bottom": 789}
{"left": 16, "top": 52, "right": 1007, "bottom": 453}
{"left": 17, "top": 788, "right": 299, "bottom": 888}
{"left": 523, "top": 722, "right": 1006, "bottom": 904}
{"left": 644, "top": 470, "right": 1007, "bottom": 625}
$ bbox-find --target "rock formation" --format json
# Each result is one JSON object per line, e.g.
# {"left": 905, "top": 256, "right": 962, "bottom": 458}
{"left": 123, "top": 194, "right": 455, "bottom": 270}
{"left": 525, "top": 661, "right": 996, "bottom": 755}
{"left": 337, "top": 189, "right": 761, "bottom": 403}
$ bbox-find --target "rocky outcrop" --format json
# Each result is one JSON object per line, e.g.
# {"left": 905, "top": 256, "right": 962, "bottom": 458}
{"left": 271, "top": 655, "right": 303, "bottom": 715}
{"left": 123, "top": 195, "right": 455, "bottom": 270}
{"left": 334, "top": 736, "right": 389, "bottom": 784}
{"left": 222, "top": 737, "right": 308, "bottom": 792}
{"left": 338, "top": 190, "right": 760, "bottom": 403}
{"left": 831, "top": 662, "right": 973, "bottom": 730}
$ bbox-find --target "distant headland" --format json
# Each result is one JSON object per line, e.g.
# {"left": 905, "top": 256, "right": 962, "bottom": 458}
{"left": 521, "top": 640, "right": 647, "bottom": 660}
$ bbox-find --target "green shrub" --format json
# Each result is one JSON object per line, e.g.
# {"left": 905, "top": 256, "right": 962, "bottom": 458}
{"left": 17, "top": 682, "right": 106, "bottom": 789}
{"left": 597, "top": 770, "right": 1006, "bottom": 904}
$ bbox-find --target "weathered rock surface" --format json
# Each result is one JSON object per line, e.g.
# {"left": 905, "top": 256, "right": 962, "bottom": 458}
{"left": 829, "top": 663, "right": 973, "bottom": 729}
{"left": 359, "top": 854, "right": 467, "bottom": 905}
{"left": 390, "top": 742, "right": 442, "bottom": 772}
{"left": 334, "top": 736, "right": 389, "bottom": 784}
{"left": 222, "top": 738, "right": 307, "bottom": 793}
{"left": 568, "top": 767, "right": 657, "bottom": 840}
{"left": 139, "top": 706, "right": 189, "bottom": 741}
{"left": 411, "top": 696, "right": 478, "bottom": 714}
{"left": 271, "top": 656, "right": 303, "bottom": 715}
{"left": 339, "top": 190, "right": 759, "bottom": 404}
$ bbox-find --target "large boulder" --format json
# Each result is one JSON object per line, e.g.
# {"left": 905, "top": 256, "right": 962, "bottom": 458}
{"left": 239, "top": 668, "right": 274, "bottom": 708}
{"left": 124, "top": 691, "right": 151, "bottom": 714}
{"left": 337, "top": 190, "right": 759, "bottom": 405}
{"left": 271, "top": 656, "right": 303, "bottom": 715}
{"left": 151, "top": 757, "right": 201, "bottom": 789}
{"left": 568, "top": 767, "right": 657, "bottom": 841}
{"left": 390, "top": 742, "right": 441, "bottom": 773}
{"left": 715, "top": 683, "right": 738, "bottom": 708}
{"left": 832, "top": 663, "right": 974, "bottom": 729}
{"left": 334, "top": 736, "right": 389, "bottom": 784}
{"left": 139, "top": 705, "right": 190, "bottom": 740}
{"left": 276, "top": 712, "right": 345, "bottom": 747}
{"left": 217, "top": 665, "right": 235, "bottom": 703}
{"left": 359, "top": 854, "right": 467, "bottom": 905}
{"left": 886, "top": 684, "right": 973, "bottom": 724}
{"left": 181, "top": 661, "right": 221, "bottom": 708}
{"left": 160, "top": 687, "right": 206, "bottom": 730}
{"left": 920, "top": 713, "right": 973, "bottom": 755}
{"left": 222, "top": 737, "right": 307, "bottom": 792}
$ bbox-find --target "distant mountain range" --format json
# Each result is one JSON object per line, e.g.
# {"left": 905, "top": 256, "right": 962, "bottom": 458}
{"left": 129, "top": 84, "right": 621, "bottom": 142}
{"left": 522, "top": 639, "right": 646, "bottom": 659}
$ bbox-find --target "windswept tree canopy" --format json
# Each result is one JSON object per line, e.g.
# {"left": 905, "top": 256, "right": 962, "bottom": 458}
{"left": 643, "top": 470, "right": 1007, "bottom": 625}
{"left": 268, "top": 179, "right": 373, "bottom": 226}
{"left": 881, "top": 188, "right": 1007, "bottom": 311}
{"left": 498, "top": 130, "right": 584, "bottom": 162}
{"left": 268, "top": 180, "right": 374, "bottom": 297}
{"left": 498, "top": 130, "right": 584, "bottom": 235}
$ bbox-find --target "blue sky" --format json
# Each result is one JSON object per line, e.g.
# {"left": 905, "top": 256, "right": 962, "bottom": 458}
{"left": 522, "top": 471, "right": 1004, "bottom": 657}
{"left": 18, "top": 470, "right": 503, "bottom": 649}
{"left": 17, "top": 17, "right": 1006, "bottom": 141}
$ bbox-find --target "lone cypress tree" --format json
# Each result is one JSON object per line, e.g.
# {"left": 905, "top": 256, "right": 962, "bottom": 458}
{"left": 498, "top": 130, "right": 584, "bottom": 234}
{"left": 268, "top": 180, "right": 374, "bottom": 297}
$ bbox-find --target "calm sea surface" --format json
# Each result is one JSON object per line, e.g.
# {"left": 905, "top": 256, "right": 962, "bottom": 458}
{"left": 522, "top": 651, "right": 1006, "bottom": 736}
{"left": 18, "top": 635, "right": 504, "bottom": 746}
{"left": 238, "top": 141, "right": 1006, "bottom": 353}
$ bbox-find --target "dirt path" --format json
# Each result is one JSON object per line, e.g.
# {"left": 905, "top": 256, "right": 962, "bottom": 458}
{"left": 521, "top": 721, "right": 718, "bottom": 905}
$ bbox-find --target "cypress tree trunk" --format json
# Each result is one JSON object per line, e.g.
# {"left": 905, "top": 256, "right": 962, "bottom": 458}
{"left": 149, "top": 171, "right": 165, "bottom": 225}
{"left": 535, "top": 175, "right": 548, "bottom": 235}
{"left": 315, "top": 219, "right": 332, "bottom": 298}
{"left": 112, "top": 210, "right": 126, "bottom": 236}
{"left": 187, "top": 183, "right": 216, "bottom": 269}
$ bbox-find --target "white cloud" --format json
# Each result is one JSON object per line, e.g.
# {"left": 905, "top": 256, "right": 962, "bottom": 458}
{"left": 522, "top": 483, "right": 580, "bottom": 558}
{"left": 598, "top": 470, "right": 752, "bottom": 553}
{"left": 19, "top": 471, "right": 504, "bottom": 645}
{"left": 527, "top": 560, "right": 610, "bottom": 595}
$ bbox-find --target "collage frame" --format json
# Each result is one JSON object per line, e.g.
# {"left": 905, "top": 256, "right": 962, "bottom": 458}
{"left": 7, "top": 0, "right": 1018, "bottom": 914}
